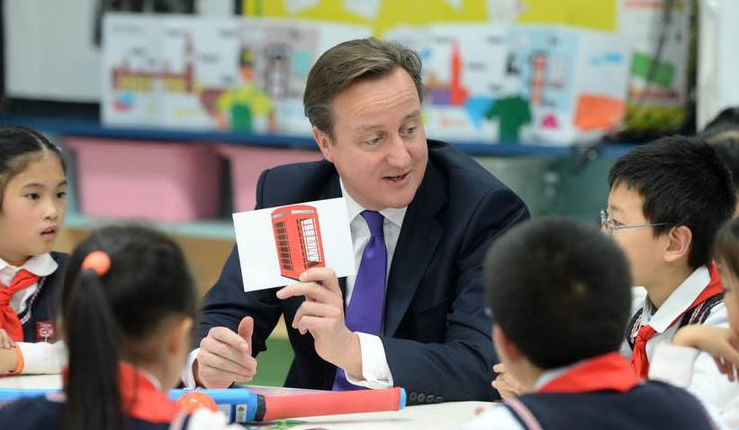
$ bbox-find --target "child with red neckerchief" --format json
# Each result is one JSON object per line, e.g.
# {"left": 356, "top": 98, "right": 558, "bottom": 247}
{"left": 0, "top": 225, "right": 242, "bottom": 430}
{"left": 460, "top": 218, "right": 721, "bottom": 430}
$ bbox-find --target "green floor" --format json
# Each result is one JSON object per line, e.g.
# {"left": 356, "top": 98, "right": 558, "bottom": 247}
{"left": 249, "top": 336, "right": 294, "bottom": 386}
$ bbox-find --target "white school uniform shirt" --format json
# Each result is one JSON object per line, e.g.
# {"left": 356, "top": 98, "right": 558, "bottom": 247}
{"left": 650, "top": 343, "right": 739, "bottom": 430}
{"left": 0, "top": 254, "right": 57, "bottom": 315}
{"left": 183, "top": 180, "right": 406, "bottom": 389}
{"left": 0, "top": 254, "right": 67, "bottom": 374}
{"left": 621, "top": 265, "right": 739, "bottom": 411}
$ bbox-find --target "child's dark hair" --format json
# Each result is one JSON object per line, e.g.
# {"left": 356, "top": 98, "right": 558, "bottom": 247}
{"left": 608, "top": 135, "right": 736, "bottom": 269}
{"left": 716, "top": 218, "right": 739, "bottom": 282}
{"left": 484, "top": 217, "right": 632, "bottom": 369}
{"left": 0, "top": 126, "right": 66, "bottom": 209}
{"left": 702, "top": 107, "right": 739, "bottom": 191}
{"left": 60, "top": 224, "right": 197, "bottom": 430}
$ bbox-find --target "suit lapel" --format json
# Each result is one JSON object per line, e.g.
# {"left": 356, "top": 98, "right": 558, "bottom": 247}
{"left": 383, "top": 161, "right": 445, "bottom": 336}
{"left": 319, "top": 171, "right": 342, "bottom": 201}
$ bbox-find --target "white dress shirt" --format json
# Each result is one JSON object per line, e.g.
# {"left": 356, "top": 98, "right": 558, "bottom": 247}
{"left": 340, "top": 180, "right": 406, "bottom": 389}
{"left": 622, "top": 265, "right": 739, "bottom": 411}
{"left": 183, "top": 181, "right": 407, "bottom": 389}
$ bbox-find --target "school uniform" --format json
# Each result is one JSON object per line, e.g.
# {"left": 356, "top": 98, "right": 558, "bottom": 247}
{"left": 621, "top": 264, "right": 739, "bottom": 410}
{"left": 0, "top": 362, "right": 243, "bottom": 430}
{"left": 0, "top": 252, "right": 67, "bottom": 374}
{"left": 457, "top": 353, "right": 722, "bottom": 430}
{"left": 650, "top": 343, "right": 739, "bottom": 429}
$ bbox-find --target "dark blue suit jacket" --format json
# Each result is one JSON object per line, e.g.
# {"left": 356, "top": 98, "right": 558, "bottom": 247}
{"left": 197, "top": 140, "right": 529, "bottom": 403}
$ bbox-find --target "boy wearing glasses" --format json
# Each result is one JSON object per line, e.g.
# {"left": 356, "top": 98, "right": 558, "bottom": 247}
{"left": 495, "top": 136, "right": 738, "bottom": 414}
{"left": 603, "top": 135, "right": 736, "bottom": 411}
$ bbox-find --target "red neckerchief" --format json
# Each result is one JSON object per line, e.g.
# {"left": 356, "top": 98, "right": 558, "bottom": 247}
{"left": 539, "top": 352, "right": 641, "bottom": 394}
{"left": 630, "top": 262, "right": 724, "bottom": 377}
{"left": 659, "top": 262, "right": 723, "bottom": 331}
{"left": 680, "top": 262, "right": 724, "bottom": 319}
{"left": 0, "top": 269, "right": 40, "bottom": 341}
{"left": 63, "top": 362, "right": 181, "bottom": 423}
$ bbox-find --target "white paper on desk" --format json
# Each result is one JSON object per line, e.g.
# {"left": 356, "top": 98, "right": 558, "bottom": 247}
{"left": 233, "top": 197, "right": 355, "bottom": 292}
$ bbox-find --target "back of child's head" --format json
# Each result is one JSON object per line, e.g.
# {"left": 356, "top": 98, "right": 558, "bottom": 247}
{"left": 60, "top": 224, "right": 197, "bottom": 430}
{"left": 702, "top": 107, "right": 739, "bottom": 194}
{"left": 608, "top": 135, "right": 736, "bottom": 269}
{"left": 715, "top": 217, "right": 739, "bottom": 281}
{"left": 0, "top": 126, "right": 65, "bottom": 210}
{"left": 484, "top": 217, "right": 632, "bottom": 370}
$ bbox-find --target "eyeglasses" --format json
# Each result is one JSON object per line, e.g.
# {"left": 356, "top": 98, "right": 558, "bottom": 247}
{"left": 599, "top": 209, "right": 674, "bottom": 236}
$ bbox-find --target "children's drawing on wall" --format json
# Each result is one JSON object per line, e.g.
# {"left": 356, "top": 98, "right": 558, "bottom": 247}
{"left": 386, "top": 24, "right": 508, "bottom": 143}
{"left": 102, "top": 14, "right": 369, "bottom": 133}
{"left": 233, "top": 198, "right": 355, "bottom": 291}
{"left": 506, "top": 25, "right": 630, "bottom": 144}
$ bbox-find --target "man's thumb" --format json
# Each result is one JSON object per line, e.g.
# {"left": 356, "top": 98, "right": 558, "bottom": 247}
{"left": 238, "top": 316, "right": 254, "bottom": 344}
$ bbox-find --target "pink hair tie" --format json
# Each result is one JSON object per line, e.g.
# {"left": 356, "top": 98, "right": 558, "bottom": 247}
{"left": 81, "top": 251, "right": 111, "bottom": 277}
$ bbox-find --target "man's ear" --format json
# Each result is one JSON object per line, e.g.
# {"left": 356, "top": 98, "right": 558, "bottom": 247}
{"left": 493, "top": 324, "right": 523, "bottom": 364}
{"left": 664, "top": 225, "right": 692, "bottom": 264}
{"left": 312, "top": 126, "right": 334, "bottom": 163}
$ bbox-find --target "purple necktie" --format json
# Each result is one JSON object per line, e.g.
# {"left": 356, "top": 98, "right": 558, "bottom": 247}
{"left": 333, "top": 210, "right": 387, "bottom": 391}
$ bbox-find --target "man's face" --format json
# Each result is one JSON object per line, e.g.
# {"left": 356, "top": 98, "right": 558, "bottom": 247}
{"left": 313, "top": 67, "right": 428, "bottom": 210}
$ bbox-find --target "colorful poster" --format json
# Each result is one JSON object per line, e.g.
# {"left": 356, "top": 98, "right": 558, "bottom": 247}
{"left": 507, "top": 25, "right": 631, "bottom": 144}
{"left": 617, "top": 0, "right": 691, "bottom": 132}
{"left": 102, "top": 14, "right": 370, "bottom": 132}
{"left": 244, "top": 0, "right": 489, "bottom": 36}
{"left": 488, "top": 0, "right": 618, "bottom": 31}
{"left": 386, "top": 24, "right": 509, "bottom": 143}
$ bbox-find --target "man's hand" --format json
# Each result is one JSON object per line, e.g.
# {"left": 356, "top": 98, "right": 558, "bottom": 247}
{"left": 277, "top": 267, "right": 362, "bottom": 378}
{"left": 194, "top": 316, "right": 258, "bottom": 388}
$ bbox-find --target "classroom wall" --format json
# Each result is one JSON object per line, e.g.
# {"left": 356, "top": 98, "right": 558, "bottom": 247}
{"left": 3, "top": 0, "right": 101, "bottom": 101}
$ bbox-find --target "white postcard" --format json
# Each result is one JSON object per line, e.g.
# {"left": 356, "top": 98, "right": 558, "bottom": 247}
{"left": 233, "top": 197, "right": 355, "bottom": 292}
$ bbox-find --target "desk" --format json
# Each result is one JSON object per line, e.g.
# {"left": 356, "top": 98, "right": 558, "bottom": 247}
{"left": 290, "top": 401, "right": 489, "bottom": 430}
{"left": 0, "top": 374, "right": 61, "bottom": 390}
{"left": 0, "top": 375, "right": 492, "bottom": 430}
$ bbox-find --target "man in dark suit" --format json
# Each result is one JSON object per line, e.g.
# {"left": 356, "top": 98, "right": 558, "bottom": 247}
{"left": 186, "top": 38, "right": 529, "bottom": 403}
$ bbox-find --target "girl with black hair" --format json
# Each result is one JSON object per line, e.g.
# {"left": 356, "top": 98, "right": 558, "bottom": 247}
{"left": 0, "top": 126, "right": 68, "bottom": 376}
{"left": 0, "top": 225, "right": 241, "bottom": 430}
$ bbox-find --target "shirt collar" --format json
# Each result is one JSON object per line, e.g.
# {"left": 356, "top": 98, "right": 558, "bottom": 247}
{"left": 339, "top": 179, "right": 407, "bottom": 228}
{"left": 644, "top": 265, "right": 710, "bottom": 333}
{"left": 534, "top": 353, "right": 640, "bottom": 394}
{"left": 0, "top": 253, "right": 58, "bottom": 278}
{"left": 533, "top": 361, "right": 579, "bottom": 391}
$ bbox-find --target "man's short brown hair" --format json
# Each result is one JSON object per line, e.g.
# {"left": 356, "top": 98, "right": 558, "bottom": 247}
{"left": 303, "top": 37, "right": 423, "bottom": 135}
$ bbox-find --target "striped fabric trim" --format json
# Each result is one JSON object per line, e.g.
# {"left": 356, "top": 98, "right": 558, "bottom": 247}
{"left": 18, "top": 277, "right": 46, "bottom": 326}
{"left": 504, "top": 397, "right": 544, "bottom": 430}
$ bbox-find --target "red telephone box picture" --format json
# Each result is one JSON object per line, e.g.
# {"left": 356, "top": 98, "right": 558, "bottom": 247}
{"left": 271, "top": 204, "right": 326, "bottom": 280}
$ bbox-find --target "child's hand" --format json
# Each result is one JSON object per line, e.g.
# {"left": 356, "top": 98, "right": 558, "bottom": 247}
{"left": 492, "top": 363, "right": 529, "bottom": 399}
{"left": 0, "top": 329, "right": 15, "bottom": 349}
{"left": 673, "top": 325, "right": 739, "bottom": 382}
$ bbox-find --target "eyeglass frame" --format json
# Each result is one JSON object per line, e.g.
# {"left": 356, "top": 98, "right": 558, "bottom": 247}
{"left": 599, "top": 209, "right": 675, "bottom": 236}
